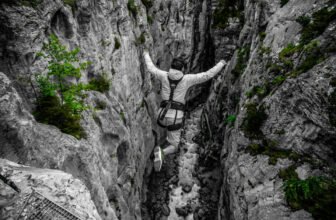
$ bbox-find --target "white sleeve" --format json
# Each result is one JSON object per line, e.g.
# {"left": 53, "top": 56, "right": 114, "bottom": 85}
{"left": 143, "top": 51, "right": 167, "bottom": 81}
{"left": 186, "top": 61, "right": 226, "bottom": 86}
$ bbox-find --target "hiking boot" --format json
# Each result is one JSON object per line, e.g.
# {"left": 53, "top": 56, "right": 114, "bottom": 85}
{"left": 154, "top": 146, "right": 164, "bottom": 172}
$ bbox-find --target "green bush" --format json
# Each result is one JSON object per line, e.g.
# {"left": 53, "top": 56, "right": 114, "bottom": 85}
{"left": 272, "top": 75, "right": 286, "bottom": 86}
{"left": 246, "top": 139, "right": 300, "bottom": 165}
{"left": 300, "top": 7, "right": 336, "bottom": 45}
{"left": 212, "top": 0, "right": 244, "bottom": 29}
{"left": 114, "top": 37, "right": 121, "bottom": 50}
{"left": 34, "top": 34, "right": 90, "bottom": 139}
{"left": 135, "top": 32, "right": 146, "bottom": 45}
{"left": 34, "top": 96, "right": 85, "bottom": 139}
{"left": 280, "top": 0, "right": 289, "bottom": 7}
{"left": 242, "top": 103, "right": 267, "bottom": 138}
{"left": 231, "top": 45, "right": 250, "bottom": 80}
{"left": 279, "top": 165, "right": 299, "bottom": 181}
{"left": 95, "top": 100, "right": 107, "bottom": 110}
{"left": 259, "top": 32, "right": 266, "bottom": 40}
{"left": 87, "top": 74, "right": 111, "bottom": 93}
{"left": 141, "top": 0, "right": 153, "bottom": 9}
{"left": 63, "top": 0, "right": 76, "bottom": 8}
{"left": 283, "top": 176, "right": 336, "bottom": 219}
{"left": 245, "top": 84, "right": 271, "bottom": 99}
{"left": 224, "top": 115, "right": 236, "bottom": 126}
{"left": 147, "top": 15, "right": 153, "bottom": 24}
{"left": 127, "top": 0, "right": 138, "bottom": 18}
{"left": 296, "top": 15, "right": 311, "bottom": 27}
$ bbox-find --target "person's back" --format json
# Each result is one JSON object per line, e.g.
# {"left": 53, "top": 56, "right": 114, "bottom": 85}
{"left": 143, "top": 50, "right": 226, "bottom": 171}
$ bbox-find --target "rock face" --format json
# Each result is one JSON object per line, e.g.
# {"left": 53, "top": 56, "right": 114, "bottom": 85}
{"left": 0, "top": 159, "right": 101, "bottom": 220}
{"left": 202, "top": 0, "right": 336, "bottom": 219}
{"left": 0, "top": 0, "right": 211, "bottom": 219}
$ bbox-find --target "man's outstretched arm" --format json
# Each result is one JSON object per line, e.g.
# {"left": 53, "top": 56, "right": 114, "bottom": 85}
{"left": 143, "top": 51, "right": 167, "bottom": 80}
{"left": 186, "top": 60, "right": 226, "bottom": 86}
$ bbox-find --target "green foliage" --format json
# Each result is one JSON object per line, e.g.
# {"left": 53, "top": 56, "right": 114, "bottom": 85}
{"left": 242, "top": 103, "right": 267, "bottom": 138}
{"left": 114, "top": 37, "right": 121, "bottom": 50}
{"left": 141, "top": 0, "right": 153, "bottom": 9}
{"left": 127, "top": 0, "right": 138, "bottom": 18}
{"left": 283, "top": 176, "right": 336, "bottom": 219}
{"left": 268, "top": 63, "right": 282, "bottom": 74}
{"left": 95, "top": 100, "right": 107, "bottom": 110}
{"left": 34, "top": 96, "right": 85, "bottom": 139}
{"left": 34, "top": 34, "right": 90, "bottom": 139}
{"left": 246, "top": 139, "right": 300, "bottom": 165}
{"left": 63, "top": 0, "right": 76, "bottom": 8}
{"left": 272, "top": 75, "right": 286, "bottom": 86}
{"left": 147, "top": 15, "right": 153, "bottom": 24}
{"left": 212, "top": 0, "right": 244, "bottom": 29}
{"left": 279, "top": 43, "right": 300, "bottom": 62}
{"left": 225, "top": 115, "right": 236, "bottom": 126}
{"left": 296, "top": 15, "right": 311, "bottom": 27}
{"left": 259, "top": 32, "right": 266, "bottom": 41}
{"left": 259, "top": 46, "right": 271, "bottom": 55}
{"left": 328, "top": 90, "right": 336, "bottom": 127}
{"left": 135, "top": 32, "right": 146, "bottom": 45}
{"left": 280, "top": 0, "right": 289, "bottom": 7}
{"left": 231, "top": 45, "right": 250, "bottom": 80}
{"left": 20, "top": 0, "right": 42, "bottom": 8}
{"left": 299, "top": 7, "right": 336, "bottom": 45}
{"left": 245, "top": 84, "right": 271, "bottom": 99}
{"left": 120, "top": 111, "right": 126, "bottom": 124}
{"left": 279, "top": 165, "right": 299, "bottom": 181}
{"left": 87, "top": 74, "right": 111, "bottom": 93}
{"left": 291, "top": 40, "right": 325, "bottom": 77}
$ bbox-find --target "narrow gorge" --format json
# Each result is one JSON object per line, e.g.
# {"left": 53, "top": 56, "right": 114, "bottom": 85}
{"left": 0, "top": 0, "right": 335, "bottom": 220}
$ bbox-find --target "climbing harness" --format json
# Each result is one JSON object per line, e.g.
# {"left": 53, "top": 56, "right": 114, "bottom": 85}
{"left": 157, "top": 77, "right": 186, "bottom": 131}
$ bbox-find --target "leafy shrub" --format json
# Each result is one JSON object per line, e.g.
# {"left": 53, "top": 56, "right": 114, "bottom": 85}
{"left": 283, "top": 176, "right": 336, "bottom": 219}
{"left": 280, "top": 0, "right": 289, "bottom": 7}
{"left": 259, "top": 32, "right": 266, "bottom": 40}
{"left": 279, "top": 165, "right": 299, "bottom": 181}
{"left": 127, "top": 0, "right": 138, "bottom": 18}
{"left": 245, "top": 84, "right": 271, "bottom": 99}
{"left": 212, "top": 0, "right": 244, "bottom": 29}
{"left": 34, "top": 34, "right": 90, "bottom": 139}
{"left": 34, "top": 96, "right": 85, "bottom": 139}
{"left": 296, "top": 15, "right": 311, "bottom": 27}
{"left": 95, "top": 100, "right": 107, "bottom": 110}
{"left": 87, "top": 74, "right": 111, "bottom": 93}
{"left": 224, "top": 115, "right": 236, "bottom": 126}
{"left": 231, "top": 45, "right": 250, "bottom": 80}
{"left": 272, "top": 75, "right": 286, "bottom": 86}
{"left": 63, "top": 0, "right": 76, "bottom": 8}
{"left": 242, "top": 103, "right": 267, "bottom": 138}
{"left": 147, "top": 15, "right": 153, "bottom": 24}
{"left": 141, "top": 0, "right": 153, "bottom": 9}
{"left": 114, "top": 37, "right": 121, "bottom": 50}
{"left": 300, "top": 7, "right": 336, "bottom": 45}
{"left": 135, "top": 32, "right": 146, "bottom": 45}
{"left": 246, "top": 139, "right": 300, "bottom": 165}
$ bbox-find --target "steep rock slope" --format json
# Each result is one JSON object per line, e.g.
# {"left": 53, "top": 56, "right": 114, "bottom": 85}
{"left": 202, "top": 0, "right": 336, "bottom": 219}
{"left": 0, "top": 0, "right": 210, "bottom": 219}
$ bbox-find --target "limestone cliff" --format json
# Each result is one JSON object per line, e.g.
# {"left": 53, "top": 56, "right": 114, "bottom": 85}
{"left": 0, "top": 0, "right": 210, "bottom": 219}
{"left": 202, "top": 0, "right": 336, "bottom": 219}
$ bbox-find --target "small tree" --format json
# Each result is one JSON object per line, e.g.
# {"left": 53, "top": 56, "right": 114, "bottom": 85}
{"left": 34, "top": 35, "right": 90, "bottom": 139}
{"left": 36, "top": 34, "right": 90, "bottom": 114}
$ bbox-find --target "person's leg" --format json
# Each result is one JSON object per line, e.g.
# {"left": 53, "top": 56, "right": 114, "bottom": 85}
{"left": 163, "top": 128, "right": 181, "bottom": 155}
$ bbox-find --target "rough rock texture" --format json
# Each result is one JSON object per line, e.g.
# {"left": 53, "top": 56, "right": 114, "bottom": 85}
{"left": 202, "top": 0, "right": 336, "bottom": 219}
{"left": 0, "top": 159, "right": 101, "bottom": 220}
{"left": 0, "top": 0, "right": 211, "bottom": 219}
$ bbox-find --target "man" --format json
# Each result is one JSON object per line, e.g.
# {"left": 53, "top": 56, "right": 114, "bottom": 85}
{"left": 143, "top": 50, "right": 226, "bottom": 171}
